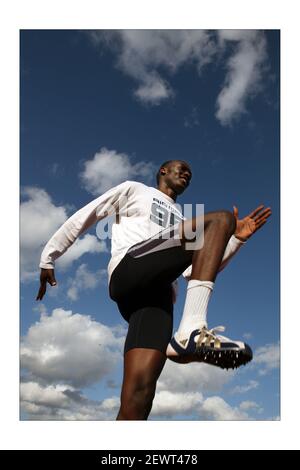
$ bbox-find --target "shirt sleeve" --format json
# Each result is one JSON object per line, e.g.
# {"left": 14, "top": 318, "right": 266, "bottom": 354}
{"left": 181, "top": 235, "right": 246, "bottom": 280}
{"left": 39, "top": 180, "right": 131, "bottom": 269}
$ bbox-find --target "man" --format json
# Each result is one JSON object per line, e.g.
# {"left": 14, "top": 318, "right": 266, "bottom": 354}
{"left": 36, "top": 160, "right": 271, "bottom": 420}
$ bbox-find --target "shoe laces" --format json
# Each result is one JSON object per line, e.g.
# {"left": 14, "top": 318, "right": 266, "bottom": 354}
{"left": 196, "top": 325, "right": 226, "bottom": 347}
{"left": 206, "top": 325, "right": 225, "bottom": 335}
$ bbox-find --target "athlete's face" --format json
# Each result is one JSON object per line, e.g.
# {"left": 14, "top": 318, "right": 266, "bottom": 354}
{"left": 162, "top": 161, "right": 192, "bottom": 195}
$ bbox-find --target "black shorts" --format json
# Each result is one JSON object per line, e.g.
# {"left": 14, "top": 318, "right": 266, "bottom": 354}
{"left": 109, "top": 225, "right": 193, "bottom": 355}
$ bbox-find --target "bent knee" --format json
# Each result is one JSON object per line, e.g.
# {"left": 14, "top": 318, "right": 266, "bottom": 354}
{"left": 214, "top": 210, "right": 236, "bottom": 232}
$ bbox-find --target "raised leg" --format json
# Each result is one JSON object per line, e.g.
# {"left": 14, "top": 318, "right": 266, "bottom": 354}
{"left": 166, "top": 209, "right": 252, "bottom": 369}
{"left": 180, "top": 210, "right": 236, "bottom": 281}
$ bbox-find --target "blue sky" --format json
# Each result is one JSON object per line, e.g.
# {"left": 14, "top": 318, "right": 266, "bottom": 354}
{"left": 20, "top": 30, "right": 279, "bottom": 421}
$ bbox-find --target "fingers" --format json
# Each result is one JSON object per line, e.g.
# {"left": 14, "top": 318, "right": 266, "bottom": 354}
{"left": 248, "top": 205, "right": 265, "bottom": 219}
{"left": 241, "top": 205, "right": 272, "bottom": 237}
{"left": 255, "top": 219, "right": 267, "bottom": 231}
{"left": 36, "top": 270, "right": 57, "bottom": 301}
{"left": 254, "top": 208, "right": 272, "bottom": 225}
{"left": 253, "top": 209, "right": 272, "bottom": 232}
{"left": 36, "top": 282, "right": 46, "bottom": 301}
{"left": 254, "top": 207, "right": 272, "bottom": 220}
{"left": 47, "top": 275, "right": 57, "bottom": 287}
{"left": 45, "top": 269, "right": 57, "bottom": 286}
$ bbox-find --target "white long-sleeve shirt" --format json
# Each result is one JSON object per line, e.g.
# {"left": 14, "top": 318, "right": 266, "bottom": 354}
{"left": 39, "top": 180, "right": 245, "bottom": 286}
{"left": 40, "top": 180, "right": 184, "bottom": 281}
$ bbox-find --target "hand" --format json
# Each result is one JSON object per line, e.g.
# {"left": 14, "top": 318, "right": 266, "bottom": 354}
{"left": 233, "top": 205, "right": 272, "bottom": 241}
{"left": 36, "top": 268, "right": 57, "bottom": 301}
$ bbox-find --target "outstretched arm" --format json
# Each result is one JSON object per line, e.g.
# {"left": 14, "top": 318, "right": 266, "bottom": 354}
{"left": 36, "top": 180, "right": 131, "bottom": 300}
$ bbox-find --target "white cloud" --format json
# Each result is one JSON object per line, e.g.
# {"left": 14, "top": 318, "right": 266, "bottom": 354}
{"left": 216, "top": 30, "right": 267, "bottom": 126}
{"left": 157, "top": 360, "right": 235, "bottom": 394}
{"left": 21, "top": 382, "right": 71, "bottom": 408}
{"left": 80, "top": 147, "right": 155, "bottom": 195}
{"left": 66, "top": 263, "right": 107, "bottom": 301}
{"left": 200, "top": 396, "right": 249, "bottom": 420}
{"left": 20, "top": 307, "right": 274, "bottom": 421}
{"left": 218, "top": 30, "right": 256, "bottom": 43}
{"left": 20, "top": 188, "right": 67, "bottom": 250}
{"left": 88, "top": 30, "right": 267, "bottom": 125}
{"left": 153, "top": 357, "right": 265, "bottom": 420}
{"left": 56, "top": 234, "right": 107, "bottom": 270}
{"left": 152, "top": 388, "right": 259, "bottom": 421}
{"left": 100, "top": 396, "right": 120, "bottom": 412}
{"left": 21, "top": 382, "right": 260, "bottom": 421}
{"left": 20, "top": 187, "right": 68, "bottom": 281}
{"left": 88, "top": 30, "right": 216, "bottom": 105}
{"left": 20, "top": 317, "right": 263, "bottom": 421}
{"left": 134, "top": 73, "right": 173, "bottom": 104}
{"left": 21, "top": 382, "right": 120, "bottom": 420}
{"left": 253, "top": 342, "right": 280, "bottom": 375}
{"left": 239, "top": 400, "right": 263, "bottom": 414}
{"left": 21, "top": 308, "right": 125, "bottom": 387}
{"left": 20, "top": 187, "right": 107, "bottom": 282}
{"left": 153, "top": 359, "right": 261, "bottom": 420}
{"left": 152, "top": 391, "right": 203, "bottom": 417}
{"left": 231, "top": 380, "right": 259, "bottom": 394}
{"left": 20, "top": 307, "right": 127, "bottom": 420}
{"left": 151, "top": 361, "right": 253, "bottom": 420}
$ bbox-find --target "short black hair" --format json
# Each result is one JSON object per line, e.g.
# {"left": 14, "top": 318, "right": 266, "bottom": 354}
{"left": 156, "top": 160, "right": 191, "bottom": 185}
{"left": 156, "top": 160, "right": 174, "bottom": 185}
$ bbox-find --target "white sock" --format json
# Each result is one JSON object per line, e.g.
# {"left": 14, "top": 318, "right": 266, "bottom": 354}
{"left": 177, "top": 280, "right": 214, "bottom": 338}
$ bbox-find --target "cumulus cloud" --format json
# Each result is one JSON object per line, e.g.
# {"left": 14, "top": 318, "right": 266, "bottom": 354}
{"left": 21, "top": 308, "right": 125, "bottom": 387}
{"left": 153, "top": 360, "right": 263, "bottom": 420}
{"left": 21, "top": 381, "right": 71, "bottom": 409}
{"left": 153, "top": 357, "right": 267, "bottom": 420}
{"left": 21, "top": 379, "right": 259, "bottom": 421}
{"left": 20, "top": 307, "right": 128, "bottom": 420}
{"left": 253, "top": 342, "right": 280, "bottom": 375}
{"left": 56, "top": 234, "right": 107, "bottom": 271}
{"left": 87, "top": 30, "right": 268, "bottom": 125}
{"left": 20, "top": 187, "right": 68, "bottom": 281}
{"left": 20, "top": 309, "right": 263, "bottom": 421}
{"left": 200, "top": 396, "right": 249, "bottom": 420}
{"left": 80, "top": 147, "right": 155, "bottom": 195}
{"left": 21, "top": 382, "right": 120, "bottom": 420}
{"left": 216, "top": 30, "right": 267, "bottom": 126}
{"left": 20, "top": 187, "right": 107, "bottom": 281}
{"left": 152, "top": 389, "right": 259, "bottom": 421}
{"left": 157, "top": 360, "right": 235, "bottom": 394}
{"left": 20, "top": 307, "right": 273, "bottom": 421}
{"left": 66, "top": 263, "right": 107, "bottom": 301}
{"left": 152, "top": 391, "right": 203, "bottom": 417}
